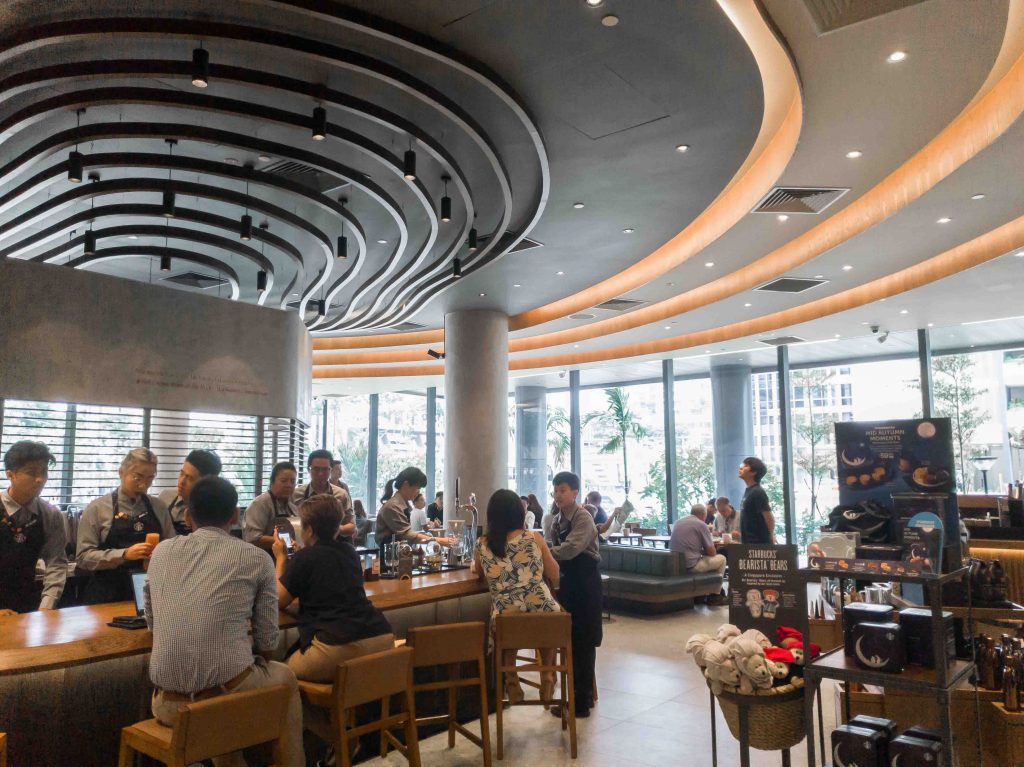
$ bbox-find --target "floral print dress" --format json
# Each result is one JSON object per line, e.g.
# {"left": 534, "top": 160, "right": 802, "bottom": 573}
{"left": 477, "top": 530, "right": 560, "bottom": 650}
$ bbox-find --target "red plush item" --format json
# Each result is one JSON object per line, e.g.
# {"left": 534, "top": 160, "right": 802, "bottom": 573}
{"left": 775, "top": 626, "right": 821, "bottom": 659}
{"left": 764, "top": 647, "right": 795, "bottom": 664}
{"left": 776, "top": 626, "right": 802, "bottom": 642}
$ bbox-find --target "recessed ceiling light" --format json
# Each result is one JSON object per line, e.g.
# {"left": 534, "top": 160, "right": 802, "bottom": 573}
{"left": 834, "top": 334, "right": 841, "bottom": 338}
{"left": 258, "top": 155, "right": 271, "bottom": 162}
{"left": 845, "top": 150, "right": 863, "bottom": 159}
{"left": 225, "top": 157, "right": 239, "bottom": 165}
{"left": 842, "top": 265, "right": 853, "bottom": 271}
{"left": 513, "top": 283, "right": 521, "bottom": 288}
{"left": 601, "top": 14, "right": 619, "bottom": 26}
{"left": 1016, "top": 251, "right": 1024, "bottom": 257}
{"left": 887, "top": 50, "right": 908, "bottom": 63}
{"left": 777, "top": 214, "right": 789, "bottom": 222}
{"left": 928, "top": 322, "right": 934, "bottom": 327}
{"left": 704, "top": 261, "right": 714, "bottom": 267}
{"left": 479, "top": 292, "right": 486, "bottom": 297}
{"left": 813, "top": 274, "right": 824, "bottom": 279}
{"left": 675, "top": 144, "right": 690, "bottom": 153}
{"left": 937, "top": 217, "right": 952, "bottom": 224}
{"left": 556, "top": 271, "right": 565, "bottom": 276}
{"left": 377, "top": 239, "right": 388, "bottom": 244}
{"left": 128, "top": 235, "right": 139, "bottom": 240}
{"left": 899, "top": 309, "right": 909, "bottom": 314}
{"left": 585, "top": 0, "right": 603, "bottom": 6}
{"left": 622, "top": 228, "right": 634, "bottom": 234}
{"left": 573, "top": 202, "right": 585, "bottom": 209}
{"left": 666, "top": 282, "right": 674, "bottom": 287}
{"left": 664, "top": 325, "right": 671, "bottom": 330}
{"left": 971, "top": 193, "right": 986, "bottom": 200}
{"left": 744, "top": 302, "right": 752, "bottom": 307}
{"left": 704, "top": 350, "right": 711, "bottom": 354}
{"left": 574, "top": 344, "right": 580, "bottom": 348}
{"left": 970, "top": 344, "right": 976, "bottom": 348}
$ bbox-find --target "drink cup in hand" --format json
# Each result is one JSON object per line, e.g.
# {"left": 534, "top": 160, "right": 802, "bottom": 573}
{"left": 145, "top": 533, "right": 160, "bottom": 548}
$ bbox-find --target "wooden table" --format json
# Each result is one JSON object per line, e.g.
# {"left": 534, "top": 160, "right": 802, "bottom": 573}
{"left": 0, "top": 568, "right": 488, "bottom": 766}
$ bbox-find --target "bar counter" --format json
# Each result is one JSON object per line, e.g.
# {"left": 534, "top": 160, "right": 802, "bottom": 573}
{"left": 0, "top": 568, "right": 489, "bottom": 766}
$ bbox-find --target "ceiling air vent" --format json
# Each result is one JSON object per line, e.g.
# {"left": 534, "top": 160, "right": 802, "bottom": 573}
{"left": 594, "top": 298, "right": 647, "bottom": 312}
{"left": 756, "top": 277, "right": 828, "bottom": 294}
{"left": 759, "top": 336, "right": 807, "bottom": 347}
{"left": 569, "top": 313, "right": 595, "bottom": 320}
{"left": 162, "top": 271, "right": 228, "bottom": 290}
{"left": 752, "top": 186, "right": 849, "bottom": 215}
{"left": 802, "top": 0, "right": 927, "bottom": 34}
{"left": 509, "top": 237, "right": 543, "bottom": 253}
{"left": 263, "top": 159, "right": 338, "bottom": 193}
{"left": 264, "top": 159, "right": 320, "bottom": 176}
{"left": 389, "top": 322, "right": 425, "bottom": 331}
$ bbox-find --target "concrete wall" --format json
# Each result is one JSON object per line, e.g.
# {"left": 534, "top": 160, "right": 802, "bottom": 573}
{"left": 0, "top": 258, "right": 311, "bottom": 422}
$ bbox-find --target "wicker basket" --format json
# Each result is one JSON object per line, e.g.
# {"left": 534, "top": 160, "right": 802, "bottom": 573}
{"left": 712, "top": 679, "right": 806, "bottom": 751}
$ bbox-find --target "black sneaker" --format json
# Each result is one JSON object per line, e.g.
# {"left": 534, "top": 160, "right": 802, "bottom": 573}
{"left": 550, "top": 704, "right": 591, "bottom": 719}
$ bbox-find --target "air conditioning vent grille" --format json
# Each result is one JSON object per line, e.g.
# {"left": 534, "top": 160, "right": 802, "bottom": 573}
{"left": 594, "top": 298, "right": 647, "bottom": 312}
{"left": 759, "top": 336, "right": 807, "bottom": 347}
{"left": 264, "top": 159, "right": 320, "bottom": 176}
{"left": 389, "top": 322, "right": 425, "bottom": 331}
{"left": 802, "top": 0, "right": 927, "bottom": 34}
{"left": 756, "top": 277, "right": 828, "bottom": 294}
{"left": 509, "top": 237, "right": 543, "bottom": 253}
{"left": 162, "top": 271, "right": 227, "bottom": 289}
{"left": 753, "top": 186, "right": 849, "bottom": 215}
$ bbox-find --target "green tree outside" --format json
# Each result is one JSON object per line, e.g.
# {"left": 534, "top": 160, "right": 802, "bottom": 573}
{"left": 583, "top": 387, "right": 650, "bottom": 497}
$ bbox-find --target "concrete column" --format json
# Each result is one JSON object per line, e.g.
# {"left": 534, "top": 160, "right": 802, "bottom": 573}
{"left": 711, "top": 361, "right": 754, "bottom": 503}
{"left": 515, "top": 385, "right": 547, "bottom": 501}
{"left": 443, "top": 310, "right": 509, "bottom": 528}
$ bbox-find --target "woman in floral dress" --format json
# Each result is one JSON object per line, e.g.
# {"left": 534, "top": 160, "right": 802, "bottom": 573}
{"left": 475, "top": 489, "right": 561, "bottom": 703}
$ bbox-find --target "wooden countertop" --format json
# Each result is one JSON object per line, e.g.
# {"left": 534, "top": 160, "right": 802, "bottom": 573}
{"left": 0, "top": 568, "right": 486, "bottom": 676}
{"left": 970, "top": 539, "right": 1024, "bottom": 551}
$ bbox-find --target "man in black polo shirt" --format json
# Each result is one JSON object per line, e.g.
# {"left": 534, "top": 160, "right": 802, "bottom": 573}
{"left": 739, "top": 456, "right": 775, "bottom": 544}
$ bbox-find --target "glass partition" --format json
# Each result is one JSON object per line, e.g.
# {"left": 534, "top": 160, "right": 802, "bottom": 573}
{"left": 376, "top": 391, "right": 427, "bottom": 500}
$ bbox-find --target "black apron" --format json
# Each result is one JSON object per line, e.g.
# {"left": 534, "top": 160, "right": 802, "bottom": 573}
{"left": 271, "top": 497, "right": 298, "bottom": 540}
{"left": 552, "top": 511, "right": 604, "bottom": 647}
{"left": 0, "top": 503, "right": 46, "bottom": 613}
{"left": 83, "top": 491, "right": 162, "bottom": 604}
{"left": 168, "top": 495, "right": 191, "bottom": 536}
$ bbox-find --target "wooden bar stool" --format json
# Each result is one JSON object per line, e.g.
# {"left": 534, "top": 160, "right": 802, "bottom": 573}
{"left": 407, "top": 621, "right": 492, "bottom": 767}
{"left": 1, "top": 731, "right": 6, "bottom": 767}
{"left": 494, "top": 612, "right": 577, "bottom": 760}
{"left": 298, "top": 646, "right": 421, "bottom": 767}
{"left": 117, "top": 684, "right": 292, "bottom": 767}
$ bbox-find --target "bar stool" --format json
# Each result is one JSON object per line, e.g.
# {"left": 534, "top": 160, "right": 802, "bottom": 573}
{"left": 117, "top": 684, "right": 292, "bottom": 767}
{"left": 298, "top": 646, "right": 421, "bottom": 767}
{"left": 406, "top": 621, "right": 492, "bottom": 767}
{"left": 494, "top": 612, "right": 577, "bottom": 760}
{"left": 1, "top": 731, "right": 6, "bottom": 767}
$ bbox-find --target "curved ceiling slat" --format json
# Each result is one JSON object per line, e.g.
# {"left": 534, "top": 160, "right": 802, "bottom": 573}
{"left": 68, "top": 246, "right": 242, "bottom": 301}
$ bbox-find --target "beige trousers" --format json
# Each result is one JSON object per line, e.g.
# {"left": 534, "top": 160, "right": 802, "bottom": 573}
{"left": 286, "top": 632, "right": 396, "bottom": 742}
{"left": 691, "top": 554, "right": 727, "bottom": 576}
{"left": 152, "top": 656, "right": 304, "bottom": 767}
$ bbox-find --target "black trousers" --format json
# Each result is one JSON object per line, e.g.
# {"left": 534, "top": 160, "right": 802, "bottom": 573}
{"left": 572, "top": 639, "right": 597, "bottom": 711}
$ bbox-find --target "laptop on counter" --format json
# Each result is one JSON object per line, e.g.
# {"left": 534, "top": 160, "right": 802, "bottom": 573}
{"left": 109, "top": 571, "right": 148, "bottom": 629}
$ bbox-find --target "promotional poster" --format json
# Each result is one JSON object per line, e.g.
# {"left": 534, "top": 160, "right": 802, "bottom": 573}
{"left": 727, "top": 544, "right": 803, "bottom": 634}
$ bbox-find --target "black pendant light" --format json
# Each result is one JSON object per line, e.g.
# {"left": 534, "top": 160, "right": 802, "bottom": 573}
{"left": 311, "top": 106, "right": 327, "bottom": 141}
{"left": 440, "top": 175, "right": 451, "bottom": 222}
{"left": 68, "top": 109, "right": 85, "bottom": 183}
{"left": 468, "top": 227, "right": 478, "bottom": 253}
{"left": 403, "top": 149, "right": 417, "bottom": 181}
{"left": 83, "top": 229, "right": 97, "bottom": 256}
{"left": 160, "top": 254, "right": 172, "bottom": 272}
{"left": 257, "top": 270, "right": 267, "bottom": 294}
{"left": 337, "top": 197, "right": 348, "bottom": 258}
{"left": 317, "top": 299, "right": 326, "bottom": 317}
{"left": 191, "top": 47, "right": 209, "bottom": 88}
{"left": 240, "top": 213, "right": 253, "bottom": 240}
{"left": 453, "top": 257, "right": 462, "bottom": 279}
{"left": 162, "top": 187, "right": 176, "bottom": 217}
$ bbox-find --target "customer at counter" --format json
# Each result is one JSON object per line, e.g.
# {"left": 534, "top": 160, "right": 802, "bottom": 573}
{"left": 1, "top": 440, "right": 67, "bottom": 614}
{"left": 410, "top": 492, "right": 429, "bottom": 532}
{"left": 739, "top": 457, "right": 775, "bottom": 544}
{"left": 714, "top": 496, "right": 740, "bottom": 539}
{"left": 293, "top": 449, "right": 355, "bottom": 538}
{"left": 375, "top": 467, "right": 454, "bottom": 546}
{"left": 546, "top": 471, "right": 602, "bottom": 719}
{"left": 352, "top": 499, "right": 371, "bottom": 546}
{"left": 146, "top": 476, "right": 303, "bottom": 767}
{"left": 476, "top": 489, "right": 560, "bottom": 703}
{"left": 76, "top": 447, "right": 174, "bottom": 604}
{"left": 272, "top": 495, "right": 393, "bottom": 683}
{"left": 244, "top": 460, "right": 300, "bottom": 552}
{"left": 426, "top": 490, "right": 444, "bottom": 526}
{"left": 329, "top": 458, "right": 349, "bottom": 493}
{"left": 157, "top": 449, "right": 222, "bottom": 536}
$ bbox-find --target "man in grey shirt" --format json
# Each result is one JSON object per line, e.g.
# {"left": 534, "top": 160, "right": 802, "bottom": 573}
{"left": 670, "top": 504, "right": 726, "bottom": 576}
{"left": 293, "top": 449, "right": 354, "bottom": 537}
{"left": 1, "top": 440, "right": 67, "bottom": 614}
{"left": 157, "top": 449, "right": 222, "bottom": 536}
{"left": 146, "top": 476, "right": 303, "bottom": 767}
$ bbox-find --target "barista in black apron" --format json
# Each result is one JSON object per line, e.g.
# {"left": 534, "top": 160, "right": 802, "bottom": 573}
{"left": 159, "top": 449, "right": 223, "bottom": 536}
{"left": 0, "top": 507, "right": 45, "bottom": 613}
{"left": 82, "top": 490, "right": 163, "bottom": 604}
{"left": 548, "top": 472, "right": 603, "bottom": 718}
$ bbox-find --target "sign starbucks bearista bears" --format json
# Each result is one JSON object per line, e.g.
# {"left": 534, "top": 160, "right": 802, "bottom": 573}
{"left": 727, "top": 544, "right": 803, "bottom": 634}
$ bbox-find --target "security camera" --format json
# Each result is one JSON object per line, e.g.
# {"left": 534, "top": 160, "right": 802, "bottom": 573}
{"left": 877, "top": 330, "right": 890, "bottom": 344}
{"left": 870, "top": 324, "right": 880, "bottom": 334}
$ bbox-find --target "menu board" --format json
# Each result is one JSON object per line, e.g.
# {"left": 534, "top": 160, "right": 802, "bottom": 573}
{"left": 727, "top": 544, "right": 803, "bottom": 634}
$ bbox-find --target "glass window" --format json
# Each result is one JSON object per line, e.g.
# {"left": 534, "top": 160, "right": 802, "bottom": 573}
{"left": 547, "top": 389, "right": 572, "bottom": 478}
{"left": 376, "top": 391, "right": 427, "bottom": 502}
{"left": 673, "top": 376, "right": 717, "bottom": 520}
{"left": 0, "top": 400, "right": 70, "bottom": 506}
{"left": 70, "top": 404, "right": 146, "bottom": 504}
{"left": 324, "top": 394, "right": 370, "bottom": 507}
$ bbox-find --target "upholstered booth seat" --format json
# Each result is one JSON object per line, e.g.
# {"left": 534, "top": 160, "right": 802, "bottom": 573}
{"left": 599, "top": 546, "right": 723, "bottom": 613}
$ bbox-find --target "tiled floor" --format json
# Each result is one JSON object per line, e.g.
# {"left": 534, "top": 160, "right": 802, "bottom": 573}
{"left": 373, "top": 605, "right": 839, "bottom": 767}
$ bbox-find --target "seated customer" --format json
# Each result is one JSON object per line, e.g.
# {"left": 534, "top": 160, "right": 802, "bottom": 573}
{"left": 475, "top": 489, "right": 560, "bottom": 703}
{"left": 713, "top": 496, "right": 740, "bottom": 540}
{"left": 519, "top": 495, "right": 535, "bottom": 530}
{"left": 670, "top": 504, "right": 727, "bottom": 603}
{"left": 273, "top": 495, "right": 393, "bottom": 683}
{"left": 146, "top": 476, "right": 303, "bottom": 767}
{"left": 409, "top": 492, "right": 429, "bottom": 532}
{"left": 352, "top": 499, "right": 371, "bottom": 546}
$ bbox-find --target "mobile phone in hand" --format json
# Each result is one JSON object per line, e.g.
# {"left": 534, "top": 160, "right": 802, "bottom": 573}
{"left": 279, "top": 531, "right": 295, "bottom": 556}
